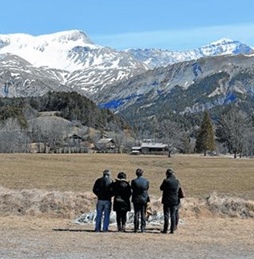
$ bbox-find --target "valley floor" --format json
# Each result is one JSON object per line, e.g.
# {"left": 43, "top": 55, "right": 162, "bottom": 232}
{"left": 0, "top": 216, "right": 253, "bottom": 259}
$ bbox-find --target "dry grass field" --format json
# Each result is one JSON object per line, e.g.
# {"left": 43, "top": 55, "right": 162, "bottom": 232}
{"left": 1, "top": 153, "right": 254, "bottom": 258}
{"left": 1, "top": 153, "right": 254, "bottom": 199}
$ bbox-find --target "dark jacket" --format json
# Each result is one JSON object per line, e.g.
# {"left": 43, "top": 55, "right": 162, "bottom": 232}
{"left": 160, "top": 174, "right": 180, "bottom": 206}
{"left": 93, "top": 175, "right": 113, "bottom": 200}
{"left": 131, "top": 176, "right": 149, "bottom": 204}
{"left": 112, "top": 179, "right": 131, "bottom": 212}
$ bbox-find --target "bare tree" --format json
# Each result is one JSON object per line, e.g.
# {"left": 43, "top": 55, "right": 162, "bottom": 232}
{"left": 216, "top": 107, "right": 249, "bottom": 158}
{"left": 156, "top": 119, "right": 186, "bottom": 156}
{"left": 0, "top": 118, "right": 30, "bottom": 153}
{"left": 241, "top": 116, "right": 254, "bottom": 157}
{"left": 108, "top": 132, "right": 125, "bottom": 153}
{"left": 28, "top": 116, "right": 74, "bottom": 153}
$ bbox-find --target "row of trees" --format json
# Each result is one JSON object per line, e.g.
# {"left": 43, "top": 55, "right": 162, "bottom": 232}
{"left": 197, "top": 108, "right": 254, "bottom": 158}
{"left": 0, "top": 92, "right": 134, "bottom": 153}
{"left": 1, "top": 91, "right": 254, "bottom": 157}
{"left": 0, "top": 91, "right": 129, "bottom": 132}
{"left": 128, "top": 103, "right": 254, "bottom": 158}
{"left": 152, "top": 107, "right": 254, "bottom": 158}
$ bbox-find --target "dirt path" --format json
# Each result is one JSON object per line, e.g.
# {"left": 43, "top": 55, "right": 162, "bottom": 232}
{"left": 0, "top": 216, "right": 253, "bottom": 259}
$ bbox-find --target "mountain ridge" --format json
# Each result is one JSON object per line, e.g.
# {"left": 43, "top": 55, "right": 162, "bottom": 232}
{"left": 1, "top": 30, "right": 253, "bottom": 71}
{"left": 1, "top": 30, "right": 254, "bottom": 127}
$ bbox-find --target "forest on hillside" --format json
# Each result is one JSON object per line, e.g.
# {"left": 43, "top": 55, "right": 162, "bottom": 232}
{"left": 0, "top": 91, "right": 133, "bottom": 153}
{"left": 0, "top": 91, "right": 254, "bottom": 158}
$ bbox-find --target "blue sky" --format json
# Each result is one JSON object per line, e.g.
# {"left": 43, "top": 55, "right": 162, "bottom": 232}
{"left": 1, "top": 0, "right": 254, "bottom": 50}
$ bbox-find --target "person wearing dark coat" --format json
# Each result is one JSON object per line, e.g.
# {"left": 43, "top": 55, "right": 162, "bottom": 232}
{"left": 131, "top": 168, "right": 149, "bottom": 233}
{"left": 112, "top": 172, "right": 132, "bottom": 232}
{"left": 160, "top": 168, "right": 180, "bottom": 234}
{"left": 92, "top": 169, "right": 113, "bottom": 232}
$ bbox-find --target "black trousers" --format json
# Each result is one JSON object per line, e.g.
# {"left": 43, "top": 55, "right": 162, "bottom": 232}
{"left": 116, "top": 210, "right": 127, "bottom": 228}
{"left": 133, "top": 203, "right": 146, "bottom": 231}
{"left": 163, "top": 204, "right": 177, "bottom": 232}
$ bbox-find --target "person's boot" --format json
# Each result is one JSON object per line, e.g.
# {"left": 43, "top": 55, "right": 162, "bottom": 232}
{"left": 122, "top": 224, "right": 126, "bottom": 232}
{"left": 117, "top": 224, "right": 122, "bottom": 232}
{"left": 141, "top": 225, "right": 145, "bottom": 233}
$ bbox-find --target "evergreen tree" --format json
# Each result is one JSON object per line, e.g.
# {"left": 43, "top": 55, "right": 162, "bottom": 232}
{"left": 195, "top": 110, "right": 215, "bottom": 156}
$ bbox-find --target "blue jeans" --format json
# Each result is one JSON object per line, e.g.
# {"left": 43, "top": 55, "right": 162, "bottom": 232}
{"left": 95, "top": 200, "right": 112, "bottom": 232}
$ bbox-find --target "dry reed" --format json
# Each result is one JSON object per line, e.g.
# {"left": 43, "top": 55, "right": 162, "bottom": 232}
{"left": 0, "top": 153, "right": 254, "bottom": 219}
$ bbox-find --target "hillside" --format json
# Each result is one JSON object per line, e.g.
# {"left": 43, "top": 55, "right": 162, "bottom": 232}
{"left": 0, "top": 91, "right": 133, "bottom": 153}
{"left": 1, "top": 30, "right": 254, "bottom": 148}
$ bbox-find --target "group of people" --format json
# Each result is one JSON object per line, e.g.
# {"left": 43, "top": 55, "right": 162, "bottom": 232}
{"left": 92, "top": 167, "right": 184, "bottom": 234}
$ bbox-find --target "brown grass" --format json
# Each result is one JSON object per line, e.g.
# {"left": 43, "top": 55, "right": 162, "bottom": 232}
{"left": 0, "top": 216, "right": 253, "bottom": 258}
{"left": 1, "top": 153, "right": 254, "bottom": 200}
{"left": 1, "top": 154, "right": 254, "bottom": 258}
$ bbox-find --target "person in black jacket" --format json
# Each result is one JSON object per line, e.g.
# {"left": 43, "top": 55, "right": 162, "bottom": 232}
{"left": 112, "top": 172, "right": 131, "bottom": 232}
{"left": 92, "top": 169, "right": 113, "bottom": 232}
{"left": 160, "top": 168, "right": 180, "bottom": 234}
{"left": 131, "top": 168, "right": 149, "bottom": 233}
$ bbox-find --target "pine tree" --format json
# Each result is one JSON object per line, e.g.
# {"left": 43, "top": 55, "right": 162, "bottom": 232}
{"left": 195, "top": 111, "right": 215, "bottom": 156}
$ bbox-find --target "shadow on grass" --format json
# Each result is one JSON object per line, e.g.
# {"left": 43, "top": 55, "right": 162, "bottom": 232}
{"left": 52, "top": 227, "right": 162, "bottom": 234}
{"left": 53, "top": 228, "right": 94, "bottom": 232}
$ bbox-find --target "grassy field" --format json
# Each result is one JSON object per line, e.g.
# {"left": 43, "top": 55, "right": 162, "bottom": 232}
{"left": 1, "top": 153, "right": 254, "bottom": 200}
{"left": 1, "top": 153, "right": 254, "bottom": 259}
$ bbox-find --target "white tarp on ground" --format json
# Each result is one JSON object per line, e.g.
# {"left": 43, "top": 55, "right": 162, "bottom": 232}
{"left": 73, "top": 210, "right": 184, "bottom": 227}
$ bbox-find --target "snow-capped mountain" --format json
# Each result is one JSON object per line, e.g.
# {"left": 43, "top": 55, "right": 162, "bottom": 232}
{"left": 1, "top": 29, "right": 254, "bottom": 121}
{"left": 0, "top": 30, "right": 97, "bottom": 71}
{"left": 0, "top": 53, "right": 72, "bottom": 97}
{"left": 0, "top": 30, "right": 149, "bottom": 97}
{"left": 126, "top": 38, "right": 254, "bottom": 69}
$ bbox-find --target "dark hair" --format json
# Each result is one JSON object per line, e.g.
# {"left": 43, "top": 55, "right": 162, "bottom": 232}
{"left": 136, "top": 168, "right": 143, "bottom": 177}
{"left": 117, "top": 172, "right": 126, "bottom": 179}
{"left": 166, "top": 168, "right": 174, "bottom": 176}
{"left": 103, "top": 169, "right": 111, "bottom": 176}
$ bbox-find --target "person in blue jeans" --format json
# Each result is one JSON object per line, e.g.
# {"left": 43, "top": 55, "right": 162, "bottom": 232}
{"left": 92, "top": 169, "right": 113, "bottom": 232}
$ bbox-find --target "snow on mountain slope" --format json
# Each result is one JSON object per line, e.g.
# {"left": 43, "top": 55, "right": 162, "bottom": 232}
{"left": 0, "top": 30, "right": 149, "bottom": 97}
{"left": 200, "top": 38, "right": 254, "bottom": 56}
{"left": 126, "top": 38, "right": 254, "bottom": 69}
{"left": 0, "top": 53, "right": 72, "bottom": 98}
{"left": 0, "top": 30, "right": 100, "bottom": 71}
{"left": 97, "top": 54, "right": 254, "bottom": 116}
{"left": 1, "top": 30, "right": 254, "bottom": 109}
{"left": 2, "top": 30, "right": 252, "bottom": 74}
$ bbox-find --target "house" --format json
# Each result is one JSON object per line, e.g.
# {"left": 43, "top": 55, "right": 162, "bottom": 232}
{"left": 131, "top": 140, "right": 168, "bottom": 155}
{"left": 68, "top": 134, "right": 85, "bottom": 144}
{"left": 140, "top": 142, "right": 168, "bottom": 154}
{"left": 96, "top": 138, "right": 116, "bottom": 153}
{"left": 28, "top": 142, "right": 50, "bottom": 153}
